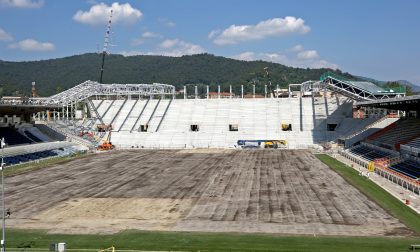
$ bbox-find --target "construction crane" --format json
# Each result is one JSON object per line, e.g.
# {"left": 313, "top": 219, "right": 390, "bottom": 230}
{"left": 97, "top": 125, "right": 114, "bottom": 151}
{"left": 99, "top": 9, "right": 113, "bottom": 84}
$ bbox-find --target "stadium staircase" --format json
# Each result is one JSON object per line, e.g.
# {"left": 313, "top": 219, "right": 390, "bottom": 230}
{"left": 156, "top": 98, "right": 173, "bottom": 132}
{"left": 144, "top": 98, "right": 163, "bottom": 132}
{"left": 116, "top": 99, "right": 138, "bottom": 131}
{"left": 130, "top": 98, "right": 151, "bottom": 132}
{"left": 109, "top": 99, "right": 127, "bottom": 127}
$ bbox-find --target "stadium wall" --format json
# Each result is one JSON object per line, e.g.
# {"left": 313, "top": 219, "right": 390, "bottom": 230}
{"left": 88, "top": 96, "right": 358, "bottom": 149}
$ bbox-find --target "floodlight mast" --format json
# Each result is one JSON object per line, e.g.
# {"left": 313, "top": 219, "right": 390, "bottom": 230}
{"left": 99, "top": 9, "right": 113, "bottom": 84}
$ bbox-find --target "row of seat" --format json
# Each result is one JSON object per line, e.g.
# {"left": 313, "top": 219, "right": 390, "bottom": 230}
{"left": 369, "top": 119, "right": 420, "bottom": 149}
{"left": 0, "top": 127, "right": 33, "bottom": 146}
{"left": 24, "top": 130, "right": 43, "bottom": 143}
{"left": 404, "top": 137, "right": 420, "bottom": 149}
{"left": 348, "top": 145, "right": 392, "bottom": 161}
{"left": 389, "top": 159, "right": 420, "bottom": 179}
{"left": 3, "top": 150, "right": 58, "bottom": 166}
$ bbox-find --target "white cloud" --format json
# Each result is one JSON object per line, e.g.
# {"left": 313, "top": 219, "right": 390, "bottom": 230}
{"left": 0, "top": 0, "right": 43, "bottom": 8}
{"left": 130, "top": 32, "right": 160, "bottom": 46}
{"left": 288, "top": 44, "right": 303, "bottom": 52}
{"left": 142, "top": 31, "right": 159, "bottom": 38}
{"left": 8, "top": 39, "right": 55, "bottom": 51}
{"left": 73, "top": 2, "right": 142, "bottom": 26}
{"left": 232, "top": 46, "right": 337, "bottom": 69}
{"left": 233, "top": 52, "right": 288, "bottom": 64}
{"left": 122, "top": 39, "right": 205, "bottom": 57}
{"left": 0, "top": 28, "right": 13, "bottom": 41}
{"left": 297, "top": 50, "right": 319, "bottom": 59}
{"left": 159, "top": 39, "right": 179, "bottom": 49}
{"left": 157, "top": 39, "right": 205, "bottom": 56}
{"left": 210, "top": 16, "right": 310, "bottom": 45}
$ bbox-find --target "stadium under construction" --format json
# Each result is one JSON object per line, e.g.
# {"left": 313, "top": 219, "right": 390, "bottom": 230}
{"left": 0, "top": 72, "right": 419, "bottom": 236}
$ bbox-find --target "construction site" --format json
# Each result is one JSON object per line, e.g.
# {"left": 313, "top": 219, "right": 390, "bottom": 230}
{"left": 5, "top": 149, "right": 412, "bottom": 236}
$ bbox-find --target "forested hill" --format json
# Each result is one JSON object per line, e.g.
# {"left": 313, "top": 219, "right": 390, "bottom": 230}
{"left": 0, "top": 53, "right": 349, "bottom": 96}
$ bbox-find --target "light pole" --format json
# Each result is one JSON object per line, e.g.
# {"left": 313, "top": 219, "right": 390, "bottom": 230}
{"left": 1, "top": 137, "right": 5, "bottom": 252}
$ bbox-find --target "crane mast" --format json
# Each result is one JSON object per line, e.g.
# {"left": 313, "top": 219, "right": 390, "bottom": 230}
{"left": 99, "top": 9, "right": 113, "bottom": 84}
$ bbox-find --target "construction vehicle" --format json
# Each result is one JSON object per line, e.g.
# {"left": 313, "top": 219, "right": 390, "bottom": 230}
{"left": 264, "top": 140, "right": 287, "bottom": 149}
{"left": 97, "top": 125, "right": 114, "bottom": 151}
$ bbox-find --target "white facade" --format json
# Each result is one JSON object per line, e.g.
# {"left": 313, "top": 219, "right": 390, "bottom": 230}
{"left": 88, "top": 97, "right": 361, "bottom": 149}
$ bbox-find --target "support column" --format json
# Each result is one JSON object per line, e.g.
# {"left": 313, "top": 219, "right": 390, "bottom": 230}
{"left": 66, "top": 105, "right": 69, "bottom": 121}
{"left": 218, "top": 85, "right": 220, "bottom": 99}
{"left": 265, "top": 85, "right": 267, "bottom": 98}
{"left": 253, "top": 85, "right": 255, "bottom": 99}
{"left": 241, "top": 85, "right": 243, "bottom": 99}
{"left": 70, "top": 101, "right": 74, "bottom": 120}
{"left": 276, "top": 84, "right": 279, "bottom": 98}
{"left": 229, "top": 85, "right": 232, "bottom": 99}
{"left": 206, "top": 85, "right": 209, "bottom": 99}
{"left": 184, "top": 86, "right": 186, "bottom": 99}
{"left": 195, "top": 86, "right": 198, "bottom": 99}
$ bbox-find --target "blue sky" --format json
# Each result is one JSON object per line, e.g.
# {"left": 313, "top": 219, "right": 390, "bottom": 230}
{"left": 0, "top": 0, "right": 419, "bottom": 85}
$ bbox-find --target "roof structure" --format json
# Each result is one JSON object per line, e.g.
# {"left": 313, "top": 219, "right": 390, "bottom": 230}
{"left": 355, "top": 94, "right": 420, "bottom": 111}
{"left": 0, "top": 81, "right": 176, "bottom": 107}
{"left": 320, "top": 72, "right": 406, "bottom": 101}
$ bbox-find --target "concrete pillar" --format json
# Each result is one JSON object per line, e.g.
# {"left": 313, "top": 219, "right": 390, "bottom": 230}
{"left": 184, "top": 86, "right": 186, "bottom": 99}
{"left": 53, "top": 110, "right": 56, "bottom": 121}
{"left": 241, "top": 85, "right": 244, "bottom": 99}
{"left": 265, "top": 85, "right": 267, "bottom": 98}
{"left": 276, "top": 84, "right": 279, "bottom": 98}
{"left": 229, "top": 85, "right": 232, "bottom": 99}
{"left": 195, "top": 86, "right": 198, "bottom": 99}
{"left": 71, "top": 101, "right": 74, "bottom": 120}
{"left": 66, "top": 105, "right": 69, "bottom": 120}
{"left": 253, "top": 85, "right": 255, "bottom": 99}
{"left": 206, "top": 85, "right": 209, "bottom": 99}
{"left": 218, "top": 85, "right": 220, "bottom": 99}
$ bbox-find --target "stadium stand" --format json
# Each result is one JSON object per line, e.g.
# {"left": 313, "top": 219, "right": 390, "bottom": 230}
{"left": 401, "top": 137, "right": 420, "bottom": 157}
{"left": 35, "top": 124, "right": 66, "bottom": 141}
{"left": 389, "top": 159, "right": 420, "bottom": 179}
{"left": 4, "top": 150, "right": 58, "bottom": 166}
{"left": 367, "top": 118, "right": 420, "bottom": 150}
{"left": 0, "top": 127, "right": 32, "bottom": 146}
{"left": 24, "top": 130, "right": 43, "bottom": 143}
{"left": 348, "top": 144, "right": 396, "bottom": 162}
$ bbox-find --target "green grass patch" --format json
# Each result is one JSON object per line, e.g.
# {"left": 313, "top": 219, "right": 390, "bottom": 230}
{"left": 316, "top": 154, "right": 420, "bottom": 235}
{"left": 5, "top": 229, "right": 420, "bottom": 252}
{"left": 3, "top": 152, "right": 89, "bottom": 176}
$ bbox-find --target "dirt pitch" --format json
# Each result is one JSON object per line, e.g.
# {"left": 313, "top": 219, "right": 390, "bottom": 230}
{"left": 6, "top": 149, "right": 412, "bottom": 236}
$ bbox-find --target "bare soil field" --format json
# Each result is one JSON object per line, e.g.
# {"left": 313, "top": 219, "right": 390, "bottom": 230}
{"left": 6, "top": 149, "right": 412, "bottom": 236}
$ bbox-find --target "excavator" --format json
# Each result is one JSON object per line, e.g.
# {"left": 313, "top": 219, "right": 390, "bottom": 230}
{"left": 97, "top": 125, "right": 114, "bottom": 151}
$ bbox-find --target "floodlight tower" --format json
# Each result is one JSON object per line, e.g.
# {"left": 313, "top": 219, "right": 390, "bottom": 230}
{"left": 99, "top": 9, "right": 113, "bottom": 84}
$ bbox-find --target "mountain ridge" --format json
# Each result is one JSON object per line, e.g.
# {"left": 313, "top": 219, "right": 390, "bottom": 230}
{"left": 0, "top": 53, "right": 415, "bottom": 96}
